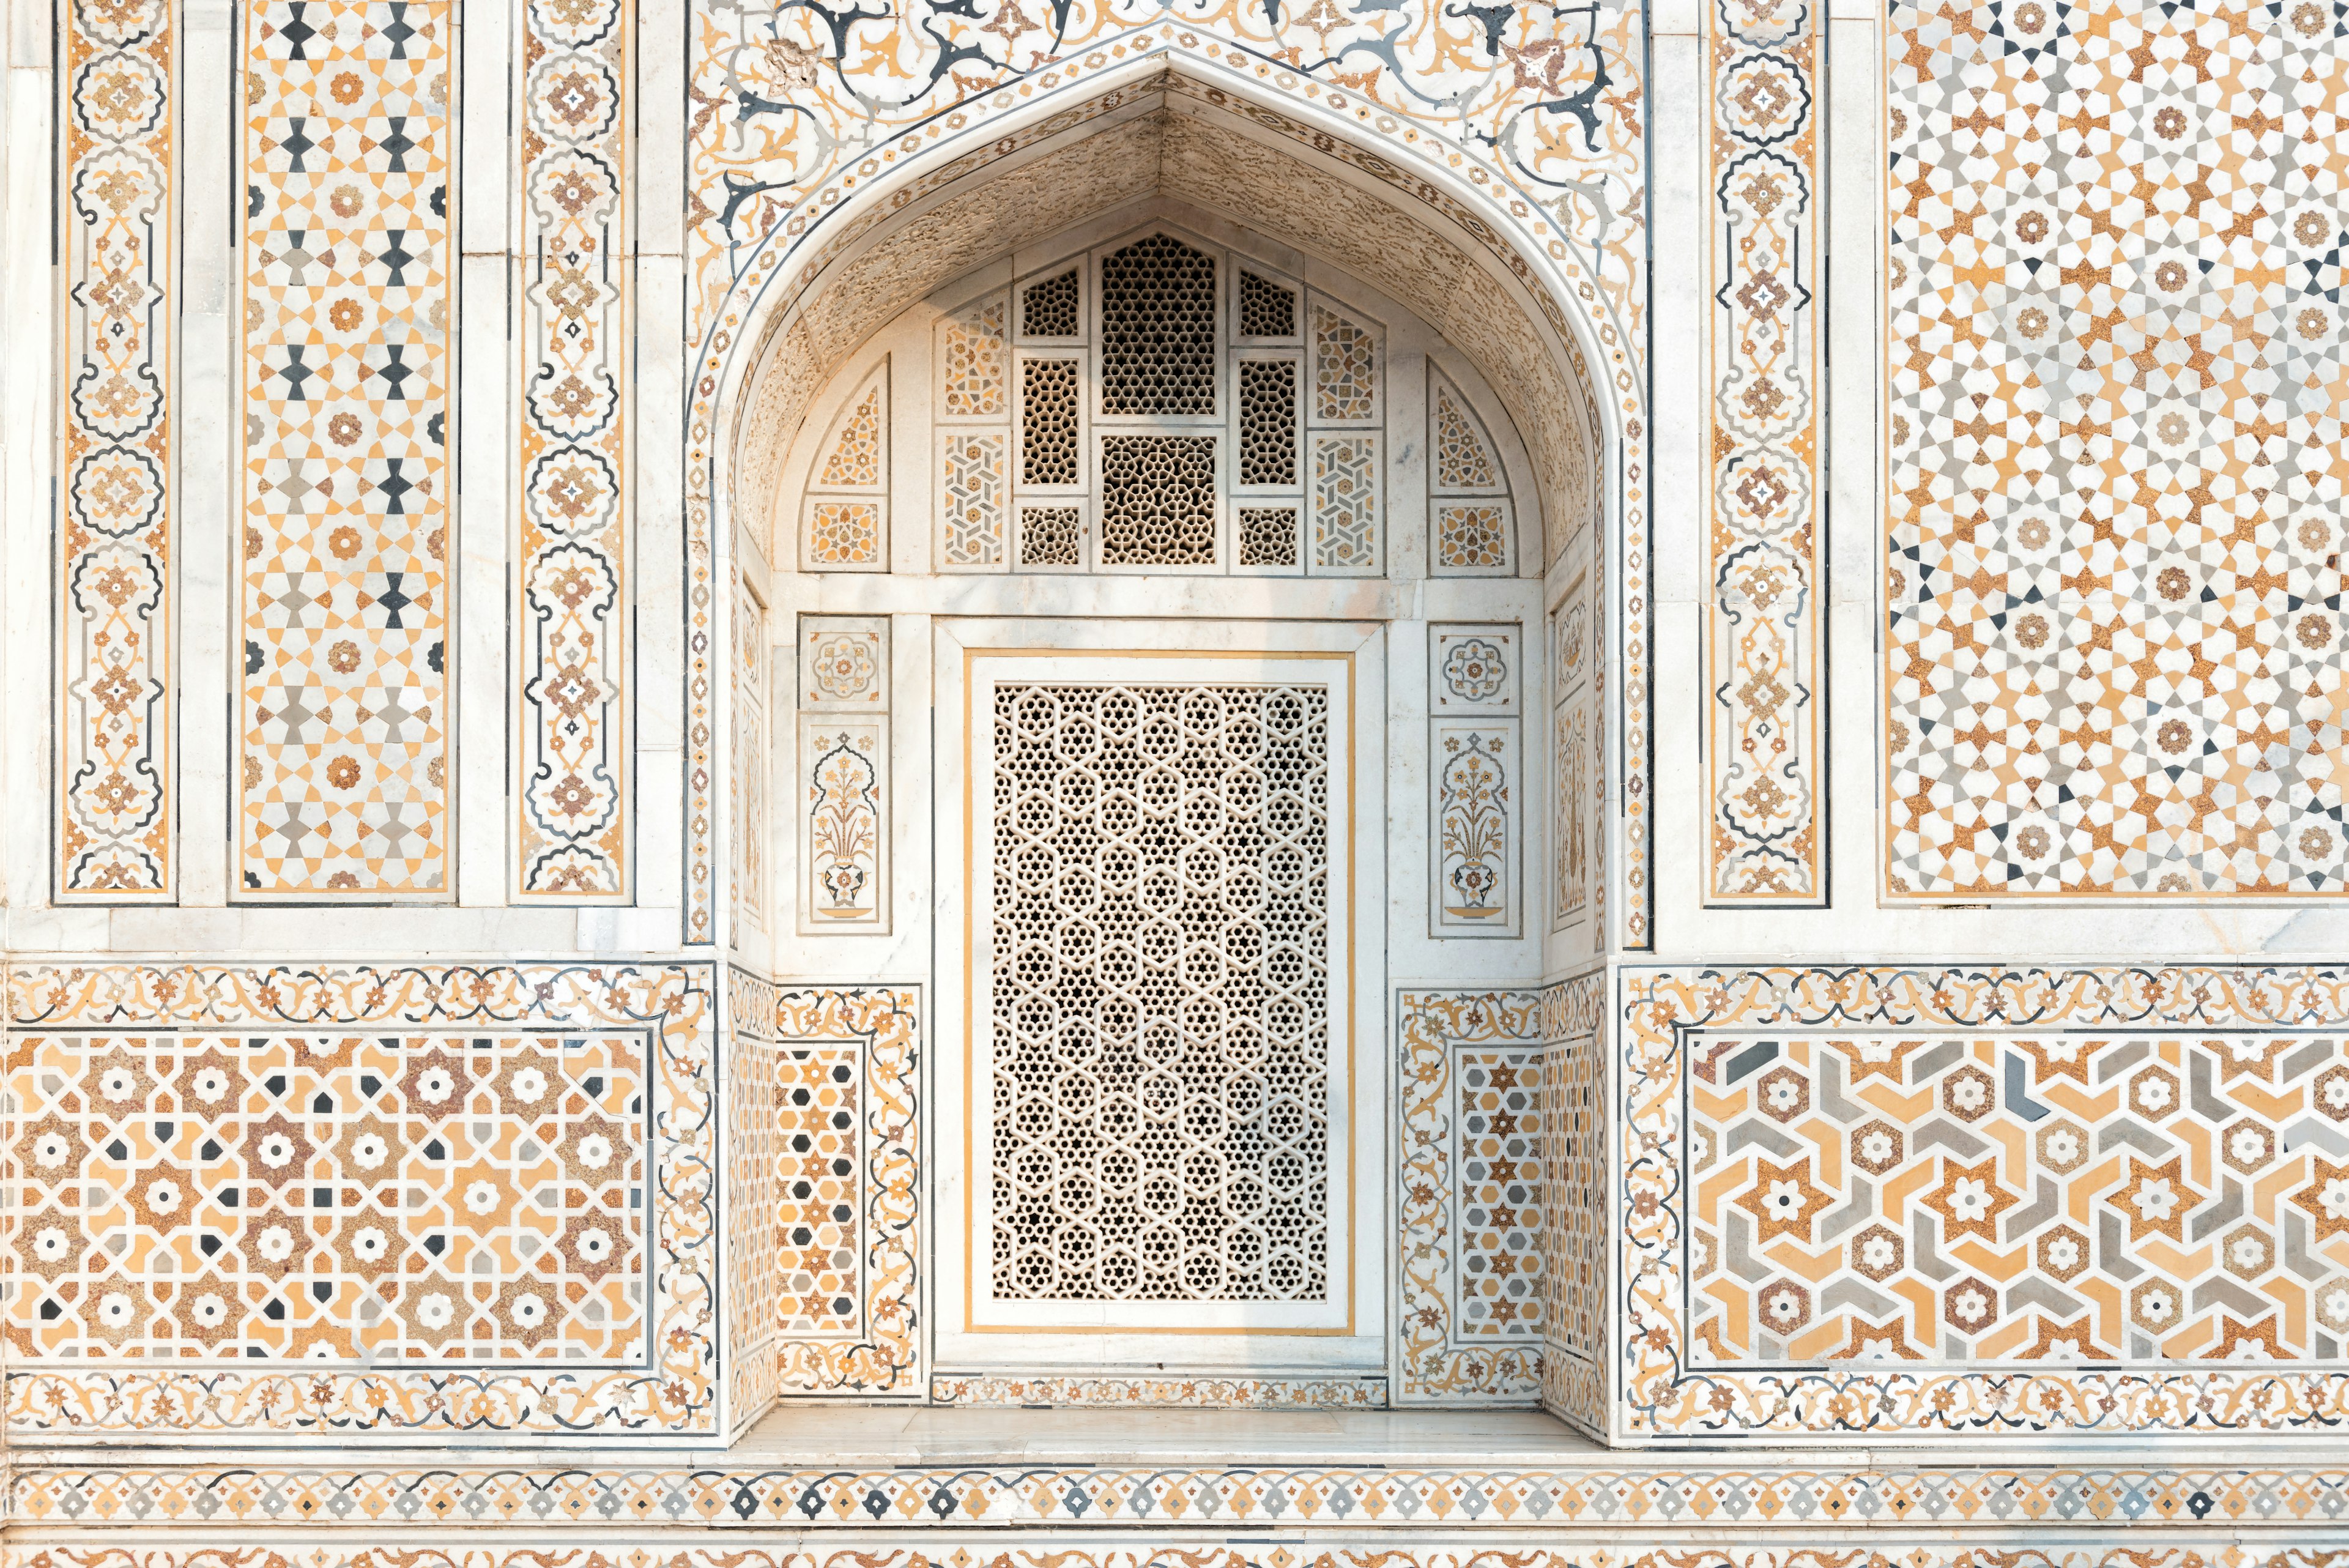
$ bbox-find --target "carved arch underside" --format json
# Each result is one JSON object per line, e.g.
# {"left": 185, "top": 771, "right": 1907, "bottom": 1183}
{"left": 727, "top": 80, "right": 1603, "bottom": 579}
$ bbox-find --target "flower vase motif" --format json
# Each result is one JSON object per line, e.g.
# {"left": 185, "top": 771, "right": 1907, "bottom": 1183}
{"left": 809, "top": 732, "right": 880, "bottom": 919}
{"left": 1439, "top": 734, "right": 1508, "bottom": 923}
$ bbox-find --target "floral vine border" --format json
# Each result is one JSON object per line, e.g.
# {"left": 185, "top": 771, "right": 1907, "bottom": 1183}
{"left": 514, "top": 0, "right": 632, "bottom": 899}
{"left": 3, "top": 961, "right": 718, "bottom": 1437}
{"left": 1704, "top": 0, "right": 1824, "bottom": 903}
{"left": 683, "top": 1, "right": 1652, "bottom": 949}
{"left": 1619, "top": 964, "right": 2349, "bottom": 1438}
{"left": 56, "top": 0, "right": 176, "bottom": 899}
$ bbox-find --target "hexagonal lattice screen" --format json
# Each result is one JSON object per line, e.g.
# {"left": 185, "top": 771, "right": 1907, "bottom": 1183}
{"left": 984, "top": 682, "right": 1332, "bottom": 1302}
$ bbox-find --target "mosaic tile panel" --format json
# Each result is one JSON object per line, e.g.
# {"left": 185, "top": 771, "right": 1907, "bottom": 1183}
{"left": 1537, "top": 984, "right": 1608, "bottom": 1435}
{"left": 1454, "top": 1050, "right": 1546, "bottom": 1337}
{"left": 1429, "top": 374, "right": 1513, "bottom": 576}
{"left": 940, "top": 431, "right": 1006, "bottom": 569}
{"left": 775, "top": 1043, "right": 859, "bottom": 1335}
{"left": 6, "top": 1030, "right": 647, "bottom": 1360}
{"left": 1622, "top": 965, "right": 2349, "bottom": 1436}
{"left": 2, "top": 962, "right": 714, "bottom": 1436}
{"left": 773, "top": 987, "right": 919, "bottom": 1397}
{"left": 686, "top": 2, "right": 1650, "bottom": 945}
{"left": 239, "top": 0, "right": 453, "bottom": 897}
{"left": 515, "top": 0, "right": 630, "bottom": 899}
{"left": 1707, "top": 0, "right": 1821, "bottom": 904}
{"left": 1397, "top": 990, "right": 1545, "bottom": 1401}
{"left": 723, "top": 965, "right": 781, "bottom": 1435}
{"left": 1688, "top": 1030, "right": 2349, "bottom": 1364}
{"left": 1886, "top": 0, "right": 2349, "bottom": 898}
{"left": 57, "top": 0, "right": 175, "bottom": 899}
{"left": 22, "top": 1454, "right": 2349, "bottom": 1531}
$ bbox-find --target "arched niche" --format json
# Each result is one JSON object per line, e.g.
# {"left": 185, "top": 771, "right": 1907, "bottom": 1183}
{"left": 722, "top": 72, "right": 1607, "bottom": 580}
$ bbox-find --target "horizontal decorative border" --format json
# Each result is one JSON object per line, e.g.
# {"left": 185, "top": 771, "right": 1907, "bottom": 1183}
{"left": 929, "top": 1375, "right": 1386, "bottom": 1409}
{"left": 3, "top": 962, "right": 716, "bottom": 1436}
{"left": 1620, "top": 965, "right": 2349, "bottom": 1437}
{"left": 17, "top": 1457, "right": 2349, "bottom": 1529}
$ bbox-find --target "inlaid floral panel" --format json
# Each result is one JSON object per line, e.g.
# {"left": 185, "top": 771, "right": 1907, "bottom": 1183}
{"left": 2, "top": 962, "right": 714, "bottom": 1436}
{"left": 1623, "top": 965, "right": 2349, "bottom": 1436}
{"left": 57, "top": 0, "right": 175, "bottom": 899}
{"left": 1707, "top": 0, "right": 1822, "bottom": 903}
{"left": 238, "top": 0, "right": 452, "bottom": 896}
{"left": 1886, "top": 0, "right": 2349, "bottom": 897}
{"left": 515, "top": 0, "right": 630, "bottom": 899}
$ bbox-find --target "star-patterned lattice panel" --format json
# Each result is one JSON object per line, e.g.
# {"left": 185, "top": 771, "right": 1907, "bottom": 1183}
{"left": 58, "top": 0, "right": 175, "bottom": 899}
{"left": 239, "top": 0, "right": 451, "bottom": 897}
{"left": 1887, "top": 0, "right": 2349, "bottom": 897}
{"left": 1689, "top": 1030, "right": 2349, "bottom": 1364}
{"left": 515, "top": 0, "right": 629, "bottom": 899}
{"left": 6, "top": 1030, "right": 647, "bottom": 1361}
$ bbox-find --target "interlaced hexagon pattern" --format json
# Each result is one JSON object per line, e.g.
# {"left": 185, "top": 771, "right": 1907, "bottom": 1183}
{"left": 1099, "top": 236, "right": 1217, "bottom": 416}
{"left": 987, "top": 682, "right": 1332, "bottom": 1302}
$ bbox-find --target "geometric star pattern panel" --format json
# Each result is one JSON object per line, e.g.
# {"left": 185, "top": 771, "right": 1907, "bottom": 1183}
{"left": 4, "top": 960, "right": 714, "bottom": 1437}
{"left": 515, "top": 0, "right": 630, "bottom": 899}
{"left": 1690, "top": 1031, "right": 2349, "bottom": 1364}
{"left": 1626, "top": 965, "right": 2349, "bottom": 1438}
{"left": 57, "top": 0, "right": 176, "bottom": 899}
{"left": 6, "top": 1030, "right": 647, "bottom": 1361}
{"left": 1707, "top": 0, "right": 1821, "bottom": 903}
{"left": 238, "top": 0, "right": 451, "bottom": 896}
{"left": 1887, "top": 0, "right": 2349, "bottom": 897}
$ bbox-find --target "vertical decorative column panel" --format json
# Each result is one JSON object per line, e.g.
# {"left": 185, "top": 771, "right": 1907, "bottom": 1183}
{"left": 237, "top": 1, "right": 453, "bottom": 897}
{"left": 57, "top": 0, "right": 176, "bottom": 899}
{"left": 1704, "top": 0, "right": 1824, "bottom": 903}
{"left": 515, "top": 0, "right": 629, "bottom": 898}
{"left": 795, "top": 617, "right": 888, "bottom": 933}
{"left": 1429, "top": 623, "right": 1521, "bottom": 938}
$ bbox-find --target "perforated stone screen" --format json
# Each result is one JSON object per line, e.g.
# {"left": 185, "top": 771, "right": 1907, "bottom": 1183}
{"left": 984, "top": 681, "right": 1333, "bottom": 1304}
